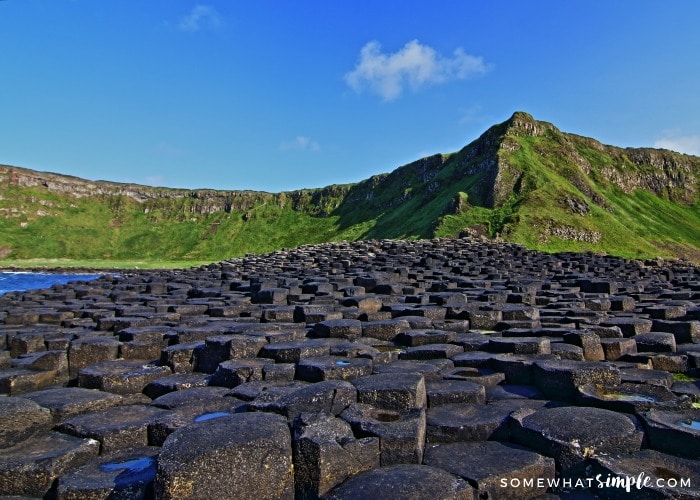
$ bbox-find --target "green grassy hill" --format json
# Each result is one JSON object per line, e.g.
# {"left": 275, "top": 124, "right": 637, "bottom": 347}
{"left": 1, "top": 111, "right": 698, "bottom": 265}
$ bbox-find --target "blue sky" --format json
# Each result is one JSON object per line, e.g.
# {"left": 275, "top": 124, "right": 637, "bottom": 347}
{"left": 1, "top": 1, "right": 699, "bottom": 192}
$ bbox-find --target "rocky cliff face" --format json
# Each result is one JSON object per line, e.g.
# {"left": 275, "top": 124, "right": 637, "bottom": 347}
{"left": 0, "top": 165, "right": 354, "bottom": 217}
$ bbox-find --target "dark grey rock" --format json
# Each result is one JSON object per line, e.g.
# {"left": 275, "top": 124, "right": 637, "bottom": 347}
{"left": 589, "top": 449, "right": 700, "bottom": 499}
{"left": 532, "top": 359, "right": 621, "bottom": 400}
{"left": 21, "top": 387, "right": 124, "bottom": 423}
{"left": 147, "top": 399, "right": 246, "bottom": 446}
{"left": 56, "top": 446, "right": 159, "bottom": 500}
{"left": 78, "top": 359, "right": 171, "bottom": 395}
{"left": 340, "top": 403, "right": 426, "bottom": 466}
{"left": 296, "top": 356, "right": 373, "bottom": 382}
{"left": 640, "top": 408, "right": 700, "bottom": 459}
{"left": 249, "top": 379, "right": 356, "bottom": 419}
{"left": 634, "top": 332, "right": 677, "bottom": 353}
{"left": 425, "top": 380, "right": 485, "bottom": 407}
{"left": 423, "top": 441, "right": 555, "bottom": 500}
{"left": 68, "top": 337, "right": 121, "bottom": 378}
{"left": 292, "top": 412, "right": 379, "bottom": 498}
{"left": 576, "top": 382, "right": 692, "bottom": 414}
{"left": 0, "top": 431, "right": 99, "bottom": 497}
{"left": 0, "top": 397, "right": 52, "bottom": 448}
{"left": 353, "top": 372, "right": 426, "bottom": 411}
{"left": 372, "top": 360, "right": 443, "bottom": 381}
{"left": 142, "top": 372, "right": 211, "bottom": 399}
{"left": 149, "top": 386, "right": 230, "bottom": 409}
{"left": 426, "top": 399, "right": 548, "bottom": 444}
{"left": 325, "top": 464, "right": 473, "bottom": 500}
{"left": 155, "top": 412, "right": 294, "bottom": 499}
{"left": 210, "top": 358, "right": 266, "bottom": 387}
{"left": 509, "top": 406, "right": 644, "bottom": 472}
{"left": 56, "top": 404, "right": 165, "bottom": 452}
{"left": 159, "top": 341, "right": 203, "bottom": 373}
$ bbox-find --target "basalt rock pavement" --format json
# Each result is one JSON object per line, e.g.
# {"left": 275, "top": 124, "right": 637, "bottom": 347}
{"left": 1, "top": 237, "right": 699, "bottom": 499}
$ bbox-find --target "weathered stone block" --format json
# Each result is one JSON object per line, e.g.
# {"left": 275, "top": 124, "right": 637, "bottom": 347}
{"left": 155, "top": 412, "right": 294, "bottom": 499}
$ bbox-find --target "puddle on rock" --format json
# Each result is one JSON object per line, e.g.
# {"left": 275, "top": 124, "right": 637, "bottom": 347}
{"left": 599, "top": 392, "right": 659, "bottom": 403}
{"left": 100, "top": 457, "right": 156, "bottom": 473}
{"left": 372, "top": 345, "right": 403, "bottom": 352}
{"left": 678, "top": 420, "right": 700, "bottom": 431}
{"left": 193, "top": 411, "right": 232, "bottom": 422}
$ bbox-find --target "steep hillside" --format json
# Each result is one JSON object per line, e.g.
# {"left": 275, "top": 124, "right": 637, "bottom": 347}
{"left": 1, "top": 111, "right": 698, "bottom": 263}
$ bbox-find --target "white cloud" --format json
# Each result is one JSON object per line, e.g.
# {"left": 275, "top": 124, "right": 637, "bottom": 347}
{"left": 280, "top": 136, "right": 320, "bottom": 152}
{"left": 654, "top": 134, "right": 700, "bottom": 156}
{"left": 177, "top": 5, "right": 222, "bottom": 33}
{"left": 345, "top": 39, "right": 489, "bottom": 101}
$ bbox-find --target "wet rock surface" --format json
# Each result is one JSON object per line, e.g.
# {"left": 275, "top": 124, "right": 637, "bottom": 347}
{"left": 0, "top": 237, "right": 698, "bottom": 498}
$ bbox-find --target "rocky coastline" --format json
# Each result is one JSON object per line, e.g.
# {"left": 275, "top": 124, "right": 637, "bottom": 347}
{"left": 1, "top": 237, "right": 699, "bottom": 498}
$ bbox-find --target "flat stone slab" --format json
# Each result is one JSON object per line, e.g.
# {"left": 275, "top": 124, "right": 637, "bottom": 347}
{"left": 640, "top": 408, "right": 700, "bottom": 459}
{"left": 56, "top": 404, "right": 165, "bottom": 452}
{"left": 425, "top": 380, "right": 486, "bottom": 407}
{"left": 426, "top": 399, "right": 549, "bottom": 444}
{"left": 372, "top": 360, "right": 443, "bottom": 381}
{"left": 340, "top": 403, "right": 426, "bottom": 466}
{"left": 258, "top": 338, "right": 334, "bottom": 363}
{"left": 532, "top": 359, "right": 621, "bottom": 400}
{"left": 142, "top": 372, "right": 212, "bottom": 399}
{"left": 509, "top": 406, "right": 644, "bottom": 472}
{"left": 0, "top": 397, "right": 52, "bottom": 448}
{"left": 441, "top": 367, "right": 505, "bottom": 387}
{"left": 0, "top": 431, "right": 99, "bottom": 497}
{"left": 57, "top": 446, "right": 160, "bottom": 499}
{"left": 21, "top": 387, "right": 125, "bottom": 423}
{"left": 249, "top": 379, "right": 357, "bottom": 419}
{"left": 295, "top": 355, "right": 373, "bottom": 382}
{"left": 423, "top": 441, "right": 555, "bottom": 499}
{"left": 394, "top": 329, "right": 457, "bottom": 347}
{"left": 148, "top": 398, "right": 247, "bottom": 446}
{"left": 78, "top": 359, "right": 172, "bottom": 395}
{"left": 292, "top": 412, "right": 379, "bottom": 498}
{"left": 325, "top": 464, "right": 473, "bottom": 499}
{"left": 487, "top": 337, "right": 551, "bottom": 355}
{"left": 148, "top": 386, "right": 230, "bottom": 409}
{"left": 576, "top": 382, "right": 692, "bottom": 414}
{"left": 155, "top": 412, "right": 294, "bottom": 499}
{"left": 589, "top": 449, "right": 700, "bottom": 498}
{"left": 353, "top": 372, "right": 426, "bottom": 411}
{"left": 209, "top": 358, "right": 266, "bottom": 387}
{"left": 0, "top": 367, "right": 58, "bottom": 395}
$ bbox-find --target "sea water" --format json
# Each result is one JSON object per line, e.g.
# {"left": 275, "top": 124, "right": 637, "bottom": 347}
{"left": 0, "top": 272, "right": 103, "bottom": 295}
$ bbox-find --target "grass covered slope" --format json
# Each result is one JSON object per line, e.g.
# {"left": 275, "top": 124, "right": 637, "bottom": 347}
{"left": 433, "top": 114, "right": 699, "bottom": 261}
{"left": 1, "top": 111, "right": 698, "bottom": 264}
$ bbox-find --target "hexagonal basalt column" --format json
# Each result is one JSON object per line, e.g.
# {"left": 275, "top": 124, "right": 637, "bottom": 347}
{"left": 155, "top": 412, "right": 294, "bottom": 499}
{"left": 353, "top": 372, "right": 427, "bottom": 411}
{"left": 640, "top": 408, "right": 700, "bottom": 459}
{"left": 532, "top": 359, "right": 621, "bottom": 401}
{"left": 340, "top": 403, "right": 426, "bottom": 466}
{"left": 509, "top": 406, "right": 644, "bottom": 472}
{"left": 423, "top": 441, "right": 555, "bottom": 500}
{"left": 325, "top": 464, "right": 473, "bottom": 499}
{"left": 295, "top": 356, "right": 373, "bottom": 382}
